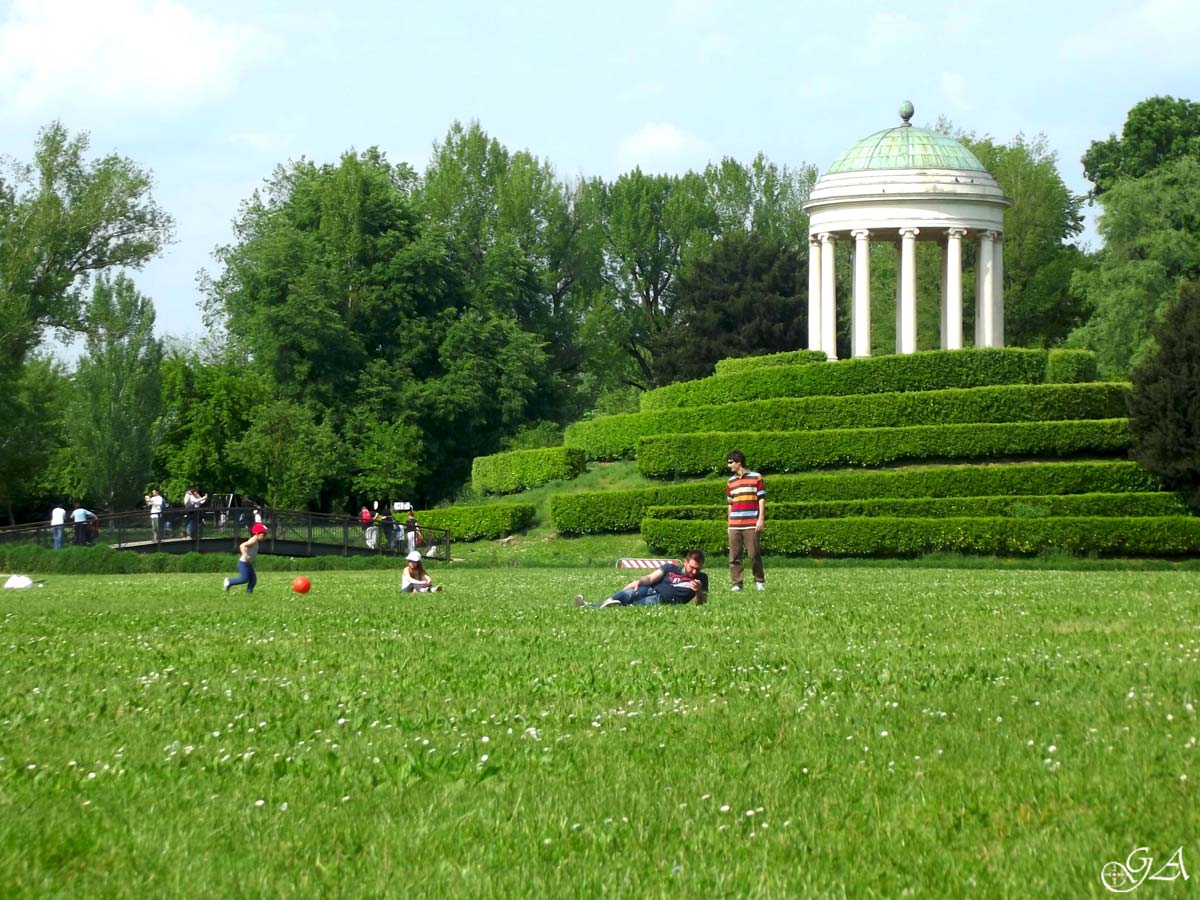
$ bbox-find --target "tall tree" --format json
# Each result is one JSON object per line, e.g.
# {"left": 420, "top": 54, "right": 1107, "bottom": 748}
{"left": 230, "top": 399, "right": 341, "bottom": 509}
{"left": 70, "top": 274, "right": 162, "bottom": 510}
{"left": 1083, "top": 95, "right": 1200, "bottom": 196}
{"left": 661, "top": 230, "right": 806, "bottom": 382}
{"left": 0, "top": 122, "right": 173, "bottom": 373}
{"left": 0, "top": 356, "right": 69, "bottom": 524}
{"left": 1068, "top": 156, "right": 1200, "bottom": 376}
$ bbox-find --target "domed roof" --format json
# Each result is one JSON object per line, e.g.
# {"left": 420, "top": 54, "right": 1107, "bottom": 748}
{"left": 826, "top": 103, "right": 986, "bottom": 174}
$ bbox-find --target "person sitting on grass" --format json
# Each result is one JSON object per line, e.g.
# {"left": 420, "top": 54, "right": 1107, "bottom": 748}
{"left": 402, "top": 550, "right": 443, "bottom": 592}
{"left": 223, "top": 523, "right": 268, "bottom": 595}
{"left": 575, "top": 549, "right": 708, "bottom": 608}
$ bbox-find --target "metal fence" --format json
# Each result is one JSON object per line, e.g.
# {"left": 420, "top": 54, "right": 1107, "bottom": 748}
{"left": 0, "top": 508, "right": 451, "bottom": 561}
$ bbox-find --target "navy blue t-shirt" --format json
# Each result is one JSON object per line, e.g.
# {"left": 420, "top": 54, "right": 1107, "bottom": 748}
{"left": 651, "top": 563, "right": 708, "bottom": 604}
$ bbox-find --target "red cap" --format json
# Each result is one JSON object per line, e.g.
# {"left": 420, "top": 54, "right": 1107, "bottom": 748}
{"left": 251, "top": 523, "right": 268, "bottom": 535}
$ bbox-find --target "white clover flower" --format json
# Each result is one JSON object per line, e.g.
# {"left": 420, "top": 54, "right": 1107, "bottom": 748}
{"left": 255, "top": 799, "right": 265, "bottom": 807}
{"left": 719, "top": 804, "right": 730, "bottom": 813}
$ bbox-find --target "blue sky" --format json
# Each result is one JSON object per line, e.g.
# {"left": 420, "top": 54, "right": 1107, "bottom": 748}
{"left": 1, "top": 0, "right": 1198, "bottom": 343}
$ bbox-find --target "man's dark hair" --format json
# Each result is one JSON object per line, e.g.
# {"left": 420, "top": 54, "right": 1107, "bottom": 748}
{"left": 684, "top": 548, "right": 706, "bottom": 565}
{"left": 727, "top": 450, "right": 745, "bottom": 465}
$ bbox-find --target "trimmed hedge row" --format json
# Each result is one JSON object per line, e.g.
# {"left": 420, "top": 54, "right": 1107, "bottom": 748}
{"left": 416, "top": 504, "right": 536, "bottom": 542}
{"left": 640, "top": 516, "right": 1200, "bottom": 558}
{"left": 1046, "top": 349, "right": 1098, "bottom": 384}
{"left": 549, "top": 460, "right": 1159, "bottom": 535}
{"left": 713, "top": 349, "right": 827, "bottom": 375}
{"left": 644, "top": 491, "right": 1189, "bottom": 521}
{"left": 471, "top": 447, "right": 586, "bottom": 495}
{"left": 641, "top": 348, "right": 1096, "bottom": 412}
{"left": 565, "top": 382, "right": 1130, "bottom": 461}
{"left": 637, "top": 419, "right": 1132, "bottom": 478}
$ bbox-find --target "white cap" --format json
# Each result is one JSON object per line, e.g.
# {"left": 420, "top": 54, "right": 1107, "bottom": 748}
{"left": 406, "top": 550, "right": 422, "bottom": 562}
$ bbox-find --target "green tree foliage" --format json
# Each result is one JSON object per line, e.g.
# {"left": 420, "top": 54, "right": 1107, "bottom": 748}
{"left": 1069, "top": 157, "right": 1200, "bottom": 375}
{"left": 1128, "top": 281, "right": 1200, "bottom": 503}
{"left": 154, "top": 347, "right": 271, "bottom": 502}
{"left": 69, "top": 274, "right": 162, "bottom": 510}
{"left": 661, "top": 230, "right": 806, "bottom": 382}
{"left": 0, "top": 122, "right": 173, "bottom": 373}
{"left": 0, "top": 356, "right": 69, "bottom": 523}
{"left": 1083, "top": 96, "right": 1200, "bottom": 196}
{"left": 230, "top": 399, "right": 341, "bottom": 509}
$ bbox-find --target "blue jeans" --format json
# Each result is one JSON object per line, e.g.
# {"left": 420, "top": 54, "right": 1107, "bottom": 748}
{"left": 607, "top": 585, "right": 662, "bottom": 606}
{"left": 52, "top": 525, "right": 64, "bottom": 550}
{"left": 228, "top": 560, "right": 257, "bottom": 593}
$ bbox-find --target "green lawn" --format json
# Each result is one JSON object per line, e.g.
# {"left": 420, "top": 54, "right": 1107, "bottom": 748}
{"left": 1, "top": 566, "right": 1197, "bottom": 897}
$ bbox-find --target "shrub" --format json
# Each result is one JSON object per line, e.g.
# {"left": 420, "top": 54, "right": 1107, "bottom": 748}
{"left": 644, "top": 491, "right": 1189, "bottom": 521}
{"left": 1129, "top": 281, "right": 1200, "bottom": 504}
{"left": 471, "top": 447, "right": 587, "bottom": 495}
{"left": 640, "top": 516, "right": 1200, "bottom": 558}
{"left": 641, "top": 348, "right": 1065, "bottom": 411}
{"left": 550, "top": 460, "right": 1159, "bottom": 535}
{"left": 1046, "top": 349, "right": 1099, "bottom": 383}
{"left": 637, "top": 419, "right": 1132, "bottom": 478}
{"left": 565, "top": 382, "right": 1130, "bottom": 461}
{"left": 713, "top": 350, "right": 827, "bottom": 376}
{"left": 416, "top": 505, "right": 536, "bottom": 542}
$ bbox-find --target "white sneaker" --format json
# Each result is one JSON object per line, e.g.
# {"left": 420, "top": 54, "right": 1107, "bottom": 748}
{"left": 755, "top": 582, "right": 766, "bottom": 592}
{"left": 731, "top": 584, "right": 742, "bottom": 592}
{"left": 574, "top": 595, "right": 587, "bottom": 608}
{"left": 222, "top": 578, "right": 230, "bottom": 593}
{"left": 599, "top": 597, "right": 622, "bottom": 608}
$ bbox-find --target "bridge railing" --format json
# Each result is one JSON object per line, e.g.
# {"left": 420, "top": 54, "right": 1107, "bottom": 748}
{"left": 0, "top": 508, "right": 451, "bottom": 561}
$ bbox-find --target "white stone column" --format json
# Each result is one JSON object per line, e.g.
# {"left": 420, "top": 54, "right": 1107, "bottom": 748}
{"left": 894, "top": 243, "right": 903, "bottom": 353}
{"left": 819, "top": 232, "right": 837, "bottom": 360}
{"left": 939, "top": 244, "right": 948, "bottom": 348}
{"left": 807, "top": 235, "right": 821, "bottom": 351}
{"left": 851, "top": 229, "right": 871, "bottom": 357}
{"left": 974, "top": 237, "right": 985, "bottom": 346}
{"left": 978, "top": 231, "right": 996, "bottom": 347}
{"left": 992, "top": 237, "right": 1005, "bottom": 347}
{"left": 899, "top": 227, "right": 919, "bottom": 354}
{"left": 944, "top": 228, "right": 966, "bottom": 350}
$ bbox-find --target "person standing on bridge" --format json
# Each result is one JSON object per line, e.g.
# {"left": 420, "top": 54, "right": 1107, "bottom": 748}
{"left": 223, "top": 523, "right": 269, "bottom": 595}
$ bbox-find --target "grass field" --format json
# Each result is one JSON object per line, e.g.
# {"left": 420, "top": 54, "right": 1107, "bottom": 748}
{"left": 1, "top": 565, "right": 1197, "bottom": 897}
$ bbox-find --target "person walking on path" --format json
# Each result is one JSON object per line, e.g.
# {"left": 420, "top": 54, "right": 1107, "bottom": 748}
{"left": 404, "top": 511, "right": 420, "bottom": 553}
{"left": 145, "top": 488, "right": 166, "bottom": 540}
{"left": 575, "top": 550, "right": 708, "bottom": 608}
{"left": 50, "top": 503, "right": 67, "bottom": 550}
{"left": 726, "top": 450, "right": 765, "bottom": 592}
{"left": 223, "top": 523, "right": 269, "bottom": 594}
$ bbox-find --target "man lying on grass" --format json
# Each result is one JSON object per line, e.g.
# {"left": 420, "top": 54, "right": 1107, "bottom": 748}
{"left": 575, "top": 549, "right": 708, "bottom": 608}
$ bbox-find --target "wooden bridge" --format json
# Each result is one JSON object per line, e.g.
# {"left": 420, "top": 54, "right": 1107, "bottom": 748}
{"left": 0, "top": 508, "right": 451, "bottom": 561}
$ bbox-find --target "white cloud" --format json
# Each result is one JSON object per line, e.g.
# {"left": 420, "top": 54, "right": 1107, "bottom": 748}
{"left": 0, "top": 0, "right": 269, "bottom": 117}
{"left": 616, "top": 122, "right": 712, "bottom": 174}
{"left": 940, "top": 71, "right": 971, "bottom": 113}
{"left": 1060, "top": 0, "right": 1200, "bottom": 65}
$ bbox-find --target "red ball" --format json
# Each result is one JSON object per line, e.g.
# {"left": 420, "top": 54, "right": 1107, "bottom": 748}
{"left": 291, "top": 576, "right": 311, "bottom": 594}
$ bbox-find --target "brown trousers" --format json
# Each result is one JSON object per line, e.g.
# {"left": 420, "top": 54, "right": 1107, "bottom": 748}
{"left": 728, "top": 527, "right": 764, "bottom": 586}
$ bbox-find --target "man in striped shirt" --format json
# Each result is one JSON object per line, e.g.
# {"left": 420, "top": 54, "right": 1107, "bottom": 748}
{"left": 726, "top": 449, "right": 765, "bottom": 592}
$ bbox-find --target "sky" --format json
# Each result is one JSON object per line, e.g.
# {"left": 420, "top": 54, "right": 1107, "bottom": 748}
{"left": 1, "top": 0, "right": 1198, "bottom": 346}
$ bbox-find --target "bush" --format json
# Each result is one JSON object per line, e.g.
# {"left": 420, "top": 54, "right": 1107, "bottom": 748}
{"left": 644, "top": 491, "right": 1189, "bottom": 521}
{"left": 416, "top": 504, "right": 536, "bottom": 542}
{"left": 641, "top": 348, "right": 1082, "bottom": 412}
{"left": 0, "top": 544, "right": 416, "bottom": 575}
{"left": 637, "top": 419, "right": 1132, "bottom": 478}
{"left": 550, "top": 460, "right": 1159, "bottom": 535}
{"left": 471, "top": 447, "right": 587, "bottom": 495}
{"left": 1046, "top": 349, "right": 1099, "bottom": 383}
{"left": 565, "top": 382, "right": 1129, "bottom": 461}
{"left": 713, "top": 350, "right": 827, "bottom": 376}
{"left": 1129, "top": 281, "right": 1200, "bottom": 504}
{"left": 640, "top": 515, "right": 1200, "bottom": 558}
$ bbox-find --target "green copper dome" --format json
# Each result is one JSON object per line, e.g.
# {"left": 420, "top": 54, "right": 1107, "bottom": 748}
{"left": 827, "top": 103, "right": 986, "bottom": 174}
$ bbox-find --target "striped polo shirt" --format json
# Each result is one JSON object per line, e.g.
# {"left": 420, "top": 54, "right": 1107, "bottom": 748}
{"left": 727, "top": 470, "right": 765, "bottom": 529}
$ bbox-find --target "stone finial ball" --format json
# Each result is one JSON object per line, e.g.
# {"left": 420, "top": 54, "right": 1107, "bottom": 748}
{"left": 899, "top": 100, "right": 915, "bottom": 123}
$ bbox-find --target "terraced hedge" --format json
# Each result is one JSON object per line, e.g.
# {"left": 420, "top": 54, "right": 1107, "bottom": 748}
{"left": 417, "top": 504, "right": 536, "bottom": 541}
{"left": 713, "top": 349, "right": 827, "bottom": 375}
{"left": 549, "top": 461, "right": 1159, "bottom": 535}
{"left": 640, "top": 516, "right": 1200, "bottom": 558}
{"left": 565, "top": 382, "right": 1129, "bottom": 461}
{"left": 471, "top": 447, "right": 586, "bottom": 495}
{"left": 637, "top": 419, "right": 1132, "bottom": 478}
{"left": 644, "top": 491, "right": 1188, "bottom": 521}
{"left": 641, "top": 348, "right": 1097, "bottom": 411}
